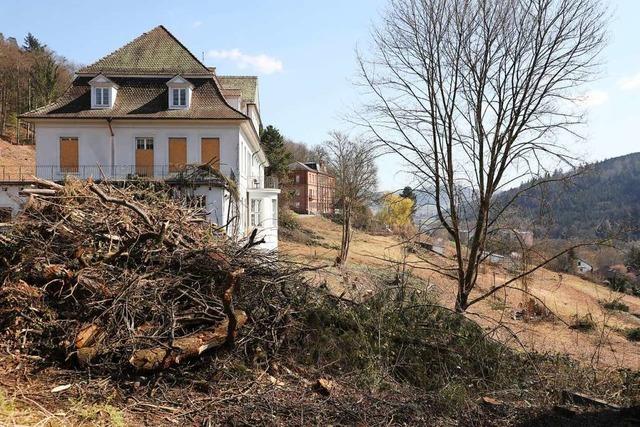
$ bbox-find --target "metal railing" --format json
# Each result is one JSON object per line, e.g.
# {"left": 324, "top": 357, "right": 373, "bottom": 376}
{"left": 0, "top": 165, "right": 279, "bottom": 190}
{"left": 248, "top": 175, "right": 279, "bottom": 189}
{"left": 0, "top": 165, "right": 184, "bottom": 182}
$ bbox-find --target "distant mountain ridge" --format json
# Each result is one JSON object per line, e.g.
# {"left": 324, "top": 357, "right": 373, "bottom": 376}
{"left": 498, "top": 152, "right": 640, "bottom": 239}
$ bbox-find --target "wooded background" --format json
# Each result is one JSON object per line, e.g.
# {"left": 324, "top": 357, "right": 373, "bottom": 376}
{"left": 0, "top": 32, "right": 75, "bottom": 143}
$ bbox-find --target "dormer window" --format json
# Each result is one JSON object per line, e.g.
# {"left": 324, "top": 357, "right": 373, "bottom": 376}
{"left": 172, "top": 88, "right": 187, "bottom": 108}
{"left": 95, "top": 87, "right": 110, "bottom": 107}
{"left": 89, "top": 74, "right": 118, "bottom": 109}
{"left": 166, "top": 75, "right": 193, "bottom": 110}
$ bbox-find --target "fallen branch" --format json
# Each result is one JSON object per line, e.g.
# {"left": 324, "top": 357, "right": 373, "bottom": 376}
{"left": 129, "top": 309, "right": 248, "bottom": 371}
{"left": 89, "top": 183, "right": 153, "bottom": 226}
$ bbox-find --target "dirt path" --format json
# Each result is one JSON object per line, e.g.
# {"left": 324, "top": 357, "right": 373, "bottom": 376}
{"left": 280, "top": 215, "right": 640, "bottom": 370}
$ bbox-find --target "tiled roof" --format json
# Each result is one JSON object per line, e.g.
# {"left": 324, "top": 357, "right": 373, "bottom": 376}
{"left": 218, "top": 76, "right": 258, "bottom": 104}
{"left": 288, "top": 161, "right": 333, "bottom": 176}
{"left": 78, "top": 26, "right": 211, "bottom": 76}
{"left": 21, "top": 77, "right": 247, "bottom": 120}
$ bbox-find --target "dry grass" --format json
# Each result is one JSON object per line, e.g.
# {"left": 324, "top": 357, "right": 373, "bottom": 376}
{"left": 0, "top": 385, "right": 125, "bottom": 426}
{"left": 0, "top": 137, "right": 35, "bottom": 169}
{"left": 281, "top": 214, "right": 640, "bottom": 370}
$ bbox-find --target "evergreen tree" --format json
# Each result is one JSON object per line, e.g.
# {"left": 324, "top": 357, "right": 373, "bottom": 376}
{"left": 22, "top": 33, "right": 45, "bottom": 52}
{"left": 30, "top": 50, "right": 60, "bottom": 107}
{"left": 400, "top": 186, "right": 417, "bottom": 203}
{"left": 260, "top": 125, "right": 292, "bottom": 178}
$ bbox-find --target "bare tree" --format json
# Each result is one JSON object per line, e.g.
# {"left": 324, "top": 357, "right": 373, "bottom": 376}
{"left": 356, "top": 0, "right": 607, "bottom": 311}
{"left": 324, "top": 131, "right": 378, "bottom": 266}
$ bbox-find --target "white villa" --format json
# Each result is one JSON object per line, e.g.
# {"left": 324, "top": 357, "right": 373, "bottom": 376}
{"left": 0, "top": 26, "right": 280, "bottom": 249}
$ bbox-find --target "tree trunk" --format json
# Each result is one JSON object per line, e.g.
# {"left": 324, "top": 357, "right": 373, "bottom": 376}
{"left": 339, "top": 202, "right": 352, "bottom": 265}
{"left": 455, "top": 289, "right": 469, "bottom": 313}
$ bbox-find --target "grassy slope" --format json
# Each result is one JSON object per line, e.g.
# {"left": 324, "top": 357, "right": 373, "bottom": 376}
{"left": 0, "top": 137, "right": 35, "bottom": 178}
{"left": 280, "top": 214, "right": 640, "bottom": 370}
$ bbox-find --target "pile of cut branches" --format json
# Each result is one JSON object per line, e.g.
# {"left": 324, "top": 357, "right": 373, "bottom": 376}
{"left": 0, "top": 178, "right": 306, "bottom": 374}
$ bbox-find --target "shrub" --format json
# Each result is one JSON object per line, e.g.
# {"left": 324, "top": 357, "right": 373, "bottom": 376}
{"left": 296, "top": 271, "right": 534, "bottom": 393}
{"left": 569, "top": 313, "right": 595, "bottom": 332}
{"left": 600, "top": 299, "right": 630, "bottom": 312}
{"left": 625, "top": 328, "right": 640, "bottom": 342}
{"left": 278, "top": 208, "right": 299, "bottom": 229}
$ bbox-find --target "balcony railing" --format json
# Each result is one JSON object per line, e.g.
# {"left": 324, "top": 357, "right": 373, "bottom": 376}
{"left": 0, "top": 165, "right": 227, "bottom": 183}
{"left": 247, "top": 175, "right": 279, "bottom": 189}
{"left": 0, "top": 165, "right": 279, "bottom": 190}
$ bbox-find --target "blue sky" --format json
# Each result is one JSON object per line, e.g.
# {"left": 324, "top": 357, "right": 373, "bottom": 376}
{"left": 1, "top": 0, "right": 639, "bottom": 191}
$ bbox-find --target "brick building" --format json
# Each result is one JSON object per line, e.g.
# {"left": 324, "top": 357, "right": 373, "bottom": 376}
{"left": 287, "top": 162, "right": 335, "bottom": 215}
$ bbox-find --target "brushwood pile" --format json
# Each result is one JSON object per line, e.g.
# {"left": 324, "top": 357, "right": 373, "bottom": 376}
{"left": 0, "top": 178, "right": 303, "bottom": 374}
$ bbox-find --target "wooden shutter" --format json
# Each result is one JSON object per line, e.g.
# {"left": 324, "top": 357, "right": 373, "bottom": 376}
{"left": 168, "top": 137, "right": 187, "bottom": 172}
{"left": 59, "top": 137, "right": 79, "bottom": 173}
{"left": 201, "top": 138, "right": 220, "bottom": 170}
{"left": 135, "top": 139, "right": 154, "bottom": 177}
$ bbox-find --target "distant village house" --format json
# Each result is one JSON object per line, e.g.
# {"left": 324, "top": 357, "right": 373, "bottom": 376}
{"left": 575, "top": 258, "right": 593, "bottom": 274}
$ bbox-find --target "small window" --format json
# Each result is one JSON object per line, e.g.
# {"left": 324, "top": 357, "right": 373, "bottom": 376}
{"left": 171, "top": 88, "right": 187, "bottom": 107}
{"left": 250, "top": 199, "right": 262, "bottom": 228}
{"left": 136, "top": 137, "right": 154, "bottom": 150}
{"left": 295, "top": 175, "right": 300, "bottom": 184}
{"left": 95, "top": 87, "right": 110, "bottom": 107}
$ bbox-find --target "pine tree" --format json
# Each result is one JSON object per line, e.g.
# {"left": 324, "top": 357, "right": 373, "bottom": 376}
{"left": 22, "top": 33, "right": 45, "bottom": 52}
{"left": 260, "top": 125, "right": 292, "bottom": 178}
{"left": 400, "top": 186, "right": 416, "bottom": 203}
{"left": 30, "top": 50, "right": 60, "bottom": 107}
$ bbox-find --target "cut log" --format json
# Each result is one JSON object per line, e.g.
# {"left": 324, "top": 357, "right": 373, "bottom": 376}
{"left": 129, "top": 309, "right": 247, "bottom": 371}
{"left": 19, "top": 188, "right": 57, "bottom": 196}
{"left": 74, "top": 323, "right": 106, "bottom": 366}
{"left": 222, "top": 269, "right": 244, "bottom": 345}
{"left": 28, "top": 176, "right": 64, "bottom": 190}
{"left": 75, "top": 324, "right": 101, "bottom": 349}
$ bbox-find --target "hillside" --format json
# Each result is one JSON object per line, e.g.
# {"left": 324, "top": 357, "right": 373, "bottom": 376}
{"left": 280, "top": 215, "right": 640, "bottom": 370}
{"left": 0, "top": 190, "right": 638, "bottom": 425}
{"left": 499, "top": 153, "right": 640, "bottom": 239}
{"left": 0, "top": 137, "right": 35, "bottom": 170}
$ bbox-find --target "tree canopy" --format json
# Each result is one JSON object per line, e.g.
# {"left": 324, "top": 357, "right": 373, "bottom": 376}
{"left": 378, "top": 193, "right": 414, "bottom": 227}
{"left": 260, "top": 125, "right": 292, "bottom": 178}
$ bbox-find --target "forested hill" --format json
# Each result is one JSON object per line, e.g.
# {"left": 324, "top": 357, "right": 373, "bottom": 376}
{"left": 498, "top": 153, "right": 640, "bottom": 239}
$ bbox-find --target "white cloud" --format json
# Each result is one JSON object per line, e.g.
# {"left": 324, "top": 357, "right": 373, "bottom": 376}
{"left": 192, "top": 21, "right": 203, "bottom": 28}
{"left": 618, "top": 72, "right": 640, "bottom": 90}
{"left": 206, "top": 49, "right": 283, "bottom": 74}
{"left": 577, "top": 89, "right": 609, "bottom": 107}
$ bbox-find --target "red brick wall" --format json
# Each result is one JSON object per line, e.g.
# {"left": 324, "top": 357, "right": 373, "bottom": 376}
{"left": 287, "top": 169, "right": 335, "bottom": 215}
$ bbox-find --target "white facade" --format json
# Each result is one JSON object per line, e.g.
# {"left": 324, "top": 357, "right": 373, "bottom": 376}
{"left": 34, "top": 121, "right": 243, "bottom": 179}
{"left": 3, "top": 119, "right": 280, "bottom": 250}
